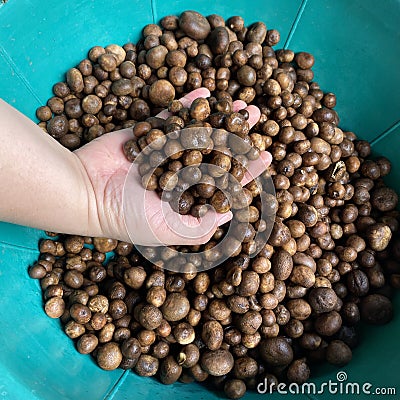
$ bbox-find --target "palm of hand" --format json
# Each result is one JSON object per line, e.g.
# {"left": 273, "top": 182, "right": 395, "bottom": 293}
{"left": 73, "top": 88, "right": 272, "bottom": 246}
{"left": 75, "top": 126, "right": 225, "bottom": 245}
{"left": 74, "top": 128, "right": 133, "bottom": 241}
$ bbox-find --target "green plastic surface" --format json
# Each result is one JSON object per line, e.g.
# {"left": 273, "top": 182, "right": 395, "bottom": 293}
{"left": 1, "top": 0, "right": 400, "bottom": 399}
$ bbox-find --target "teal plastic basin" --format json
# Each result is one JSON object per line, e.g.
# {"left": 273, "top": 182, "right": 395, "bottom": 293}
{"left": 1, "top": 1, "right": 400, "bottom": 399}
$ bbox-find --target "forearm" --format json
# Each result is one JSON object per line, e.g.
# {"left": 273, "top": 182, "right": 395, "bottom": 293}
{"left": 0, "top": 99, "right": 99, "bottom": 236}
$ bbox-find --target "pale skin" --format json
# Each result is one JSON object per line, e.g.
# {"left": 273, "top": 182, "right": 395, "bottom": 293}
{"left": 0, "top": 88, "right": 272, "bottom": 246}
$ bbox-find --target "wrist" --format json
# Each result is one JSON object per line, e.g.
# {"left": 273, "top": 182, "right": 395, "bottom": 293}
{"left": 71, "top": 153, "right": 104, "bottom": 238}
{"left": 73, "top": 137, "right": 133, "bottom": 242}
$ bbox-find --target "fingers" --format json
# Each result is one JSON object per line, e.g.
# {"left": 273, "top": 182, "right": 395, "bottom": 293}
{"left": 156, "top": 88, "right": 211, "bottom": 120}
{"left": 246, "top": 105, "right": 262, "bottom": 129}
{"left": 216, "top": 210, "right": 233, "bottom": 226}
{"left": 232, "top": 100, "right": 247, "bottom": 112}
{"left": 169, "top": 210, "right": 232, "bottom": 246}
{"left": 232, "top": 100, "right": 261, "bottom": 130}
{"left": 162, "top": 208, "right": 232, "bottom": 246}
{"left": 179, "top": 87, "right": 211, "bottom": 108}
{"left": 139, "top": 182, "right": 233, "bottom": 246}
{"left": 124, "top": 87, "right": 268, "bottom": 247}
{"left": 152, "top": 203, "right": 233, "bottom": 246}
{"left": 173, "top": 152, "right": 271, "bottom": 245}
{"left": 156, "top": 87, "right": 261, "bottom": 131}
{"left": 156, "top": 108, "right": 172, "bottom": 120}
{"left": 241, "top": 151, "right": 272, "bottom": 186}
{"left": 231, "top": 101, "right": 269, "bottom": 186}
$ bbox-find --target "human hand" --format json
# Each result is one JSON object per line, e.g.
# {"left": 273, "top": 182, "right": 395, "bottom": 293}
{"left": 75, "top": 88, "right": 272, "bottom": 246}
